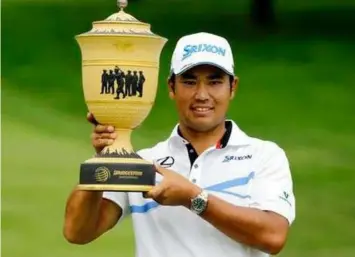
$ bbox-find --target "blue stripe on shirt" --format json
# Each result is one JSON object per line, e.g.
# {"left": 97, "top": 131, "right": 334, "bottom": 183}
{"left": 130, "top": 201, "right": 159, "bottom": 213}
{"left": 129, "top": 172, "right": 255, "bottom": 214}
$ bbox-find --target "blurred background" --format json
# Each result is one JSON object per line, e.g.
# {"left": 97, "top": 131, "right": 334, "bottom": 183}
{"left": 2, "top": 0, "right": 355, "bottom": 256}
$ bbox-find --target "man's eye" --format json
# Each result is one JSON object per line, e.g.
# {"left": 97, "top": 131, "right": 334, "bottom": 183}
{"left": 209, "top": 80, "right": 222, "bottom": 85}
{"left": 183, "top": 80, "right": 196, "bottom": 86}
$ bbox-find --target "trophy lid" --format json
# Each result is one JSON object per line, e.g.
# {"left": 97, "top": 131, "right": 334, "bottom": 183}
{"left": 77, "top": 0, "right": 161, "bottom": 37}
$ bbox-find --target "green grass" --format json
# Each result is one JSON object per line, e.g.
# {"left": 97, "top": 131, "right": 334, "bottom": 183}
{"left": 2, "top": 0, "right": 355, "bottom": 256}
{"left": 1, "top": 93, "right": 135, "bottom": 257}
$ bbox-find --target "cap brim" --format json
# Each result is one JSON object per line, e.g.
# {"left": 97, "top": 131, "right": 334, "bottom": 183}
{"left": 172, "top": 61, "right": 234, "bottom": 78}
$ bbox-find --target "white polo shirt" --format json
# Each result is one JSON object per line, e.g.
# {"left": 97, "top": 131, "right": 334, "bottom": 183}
{"left": 103, "top": 120, "right": 296, "bottom": 257}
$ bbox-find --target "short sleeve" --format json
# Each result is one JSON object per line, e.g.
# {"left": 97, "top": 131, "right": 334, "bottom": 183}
{"left": 102, "top": 192, "right": 130, "bottom": 223}
{"left": 100, "top": 148, "right": 154, "bottom": 224}
{"left": 249, "top": 142, "right": 296, "bottom": 225}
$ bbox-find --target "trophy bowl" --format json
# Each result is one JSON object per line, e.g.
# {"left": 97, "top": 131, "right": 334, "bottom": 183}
{"left": 75, "top": 0, "right": 168, "bottom": 192}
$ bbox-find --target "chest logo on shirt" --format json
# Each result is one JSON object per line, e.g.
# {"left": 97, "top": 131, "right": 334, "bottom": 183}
{"left": 156, "top": 156, "right": 175, "bottom": 168}
{"left": 222, "top": 154, "right": 252, "bottom": 163}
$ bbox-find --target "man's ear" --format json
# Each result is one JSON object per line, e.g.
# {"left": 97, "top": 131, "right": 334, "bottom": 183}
{"left": 168, "top": 79, "right": 175, "bottom": 100}
{"left": 230, "top": 76, "right": 239, "bottom": 100}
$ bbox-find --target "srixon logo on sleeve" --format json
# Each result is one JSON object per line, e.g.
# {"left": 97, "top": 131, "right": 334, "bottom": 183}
{"left": 182, "top": 44, "right": 226, "bottom": 61}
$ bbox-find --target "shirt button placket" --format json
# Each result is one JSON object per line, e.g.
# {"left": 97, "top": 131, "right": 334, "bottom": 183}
{"left": 191, "top": 162, "right": 201, "bottom": 184}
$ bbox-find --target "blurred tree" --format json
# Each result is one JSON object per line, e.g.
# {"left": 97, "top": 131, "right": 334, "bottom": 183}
{"left": 250, "top": 0, "right": 275, "bottom": 27}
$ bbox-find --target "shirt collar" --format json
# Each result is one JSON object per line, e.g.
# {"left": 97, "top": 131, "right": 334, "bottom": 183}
{"left": 167, "top": 119, "right": 251, "bottom": 149}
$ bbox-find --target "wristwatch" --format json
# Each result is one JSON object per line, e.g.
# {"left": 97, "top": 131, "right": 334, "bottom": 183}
{"left": 190, "top": 190, "right": 209, "bottom": 215}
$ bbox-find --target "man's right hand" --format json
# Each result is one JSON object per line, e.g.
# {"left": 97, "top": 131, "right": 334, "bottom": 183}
{"left": 87, "top": 112, "right": 117, "bottom": 154}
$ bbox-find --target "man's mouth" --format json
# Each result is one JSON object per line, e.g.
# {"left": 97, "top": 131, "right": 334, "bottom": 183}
{"left": 190, "top": 106, "right": 214, "bottom": 114}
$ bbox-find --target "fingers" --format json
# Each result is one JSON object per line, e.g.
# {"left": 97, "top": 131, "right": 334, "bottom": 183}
{"left": 91, "top": 126, "right": 116, "bottom": 142}
{"left": 91, "top": 126, "right": 116, "bottom": 154}
{"left": 145, "top": 186, "right": 162, "bottom": 199}
{"left": 87, "top": 112, "right": 115, "bottom": 133}
{"left": 96, "top": 132, "right": 116, "bottom": 140}
{"left": 154, "top": 164, "right": 167, "bottom": 176}
{"left": 87, "top": 112, "right": 117, "bottom": 154}
{"left": 95, "top": 124, "right": 115, "bottom": 134}
{"left": 91, "top": 131, "right": 116, "bottom": 148}
{"left": 91, "top": 131, "right": 116, "bottom": 142}
{"left": 93, "top": 138, "right": 113, "bottom": 150}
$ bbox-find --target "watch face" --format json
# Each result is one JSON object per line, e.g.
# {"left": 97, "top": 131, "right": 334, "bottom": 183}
{"left": 191, "top": 191, "right": 208, "bottom": 214}
{"left": 193, "top": 198, "right": 205, "bottom": 211}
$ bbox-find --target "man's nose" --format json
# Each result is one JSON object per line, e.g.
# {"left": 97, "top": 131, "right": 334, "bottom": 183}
{"left": 195, "top": 84, "right": 209, "bottom": 100}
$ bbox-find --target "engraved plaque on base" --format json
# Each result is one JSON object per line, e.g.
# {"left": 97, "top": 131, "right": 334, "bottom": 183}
{"left": 75, "top": 0, "right": 168, "bottom": 192}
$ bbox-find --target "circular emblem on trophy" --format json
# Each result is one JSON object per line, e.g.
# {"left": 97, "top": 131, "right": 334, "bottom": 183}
{"left": 100, "top": 66, "right": 145, "bottom": 100}
{"left": 94, "top": 166, "right": 111, "bottom": 182}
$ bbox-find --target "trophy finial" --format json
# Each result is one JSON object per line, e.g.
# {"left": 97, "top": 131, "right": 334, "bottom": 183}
{"left": 118, "top": 0, "right": 128, "bottom": 11}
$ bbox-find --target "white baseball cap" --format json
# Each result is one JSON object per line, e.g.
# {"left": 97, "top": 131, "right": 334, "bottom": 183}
{"left": 169, "top": 32, "right": 235, "bottom": 78}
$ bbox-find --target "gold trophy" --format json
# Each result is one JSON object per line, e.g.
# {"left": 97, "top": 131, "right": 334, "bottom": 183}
{"left": 75, "top": 0, "right": 167, "bottom": 192}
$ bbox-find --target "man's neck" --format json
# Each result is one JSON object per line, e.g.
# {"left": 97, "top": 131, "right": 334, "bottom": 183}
{"left": 178, "top": 122, "right": 226, "bottom": 155}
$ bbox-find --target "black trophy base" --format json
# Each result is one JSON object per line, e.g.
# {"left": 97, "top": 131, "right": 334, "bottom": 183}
{"left": 78, "top": 156, "right": 156, "bottom": 192}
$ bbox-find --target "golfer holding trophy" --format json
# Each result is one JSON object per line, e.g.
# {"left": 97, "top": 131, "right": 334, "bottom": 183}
{"left": 64, "top": 1, "right": 296, "bottom": 256}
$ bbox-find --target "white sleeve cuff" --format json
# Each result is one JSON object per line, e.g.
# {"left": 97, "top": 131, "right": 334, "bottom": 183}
{"left": 102, "top": 191, "right": 130, "bottom": 223}
{"left": 250, "top": 200, "right": 295, "bottom": 225}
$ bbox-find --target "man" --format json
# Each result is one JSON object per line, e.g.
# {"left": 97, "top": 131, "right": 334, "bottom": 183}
{"left": 64, "top": 32, "right": 296, "bottom": 257}
{"left": 100, "top": 69, "right": 108, "bottom": 94}
{"left": 125, "top": 70, "right": 133, "bottom": 96}
{"left": 137, "top": 70, "right": 145, "bottom": 97}
{"left": 132, "top": 70, "right": 139, "bottom": 96}
{"left": 107, "top": 69, "right": 115, "bottom": 95}
{"left": 114, "top": 66, "right": 126, "bottom": 100}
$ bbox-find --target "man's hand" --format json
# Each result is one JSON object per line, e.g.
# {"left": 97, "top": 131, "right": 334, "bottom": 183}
{"left": 87, "top": 112, "right": 117, "bottom": 154}
{"left": 145, "top": 165, "right": 201, "bottom": 208}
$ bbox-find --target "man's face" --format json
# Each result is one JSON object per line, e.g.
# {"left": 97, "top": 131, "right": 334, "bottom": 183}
{"left": 169, "top": 65, "right": 238, "bottom": 132}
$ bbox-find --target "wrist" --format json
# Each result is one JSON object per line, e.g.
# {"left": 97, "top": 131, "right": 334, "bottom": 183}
{"left": 189, "top": 190, "right": 209, "bottom": 215}
{"left": 183, "top": 184, "right": 202, "bottom": 208}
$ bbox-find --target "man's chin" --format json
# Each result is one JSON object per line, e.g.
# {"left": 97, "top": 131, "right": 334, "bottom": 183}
{"left": 186, "top": 118, "right": 220, "bottom": 132}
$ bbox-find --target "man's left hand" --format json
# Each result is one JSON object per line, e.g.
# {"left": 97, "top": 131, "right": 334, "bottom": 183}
{"left": 145, "top": 164, "right": 201, "bottom": 208}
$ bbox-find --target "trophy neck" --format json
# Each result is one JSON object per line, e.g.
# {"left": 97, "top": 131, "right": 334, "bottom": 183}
{"left": 106, "top": 128, "right": 133, "bottom": 153}
{"left": 112, "top": 128, "right": 132, "bottom": 150}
